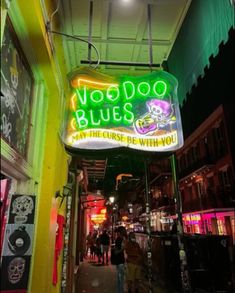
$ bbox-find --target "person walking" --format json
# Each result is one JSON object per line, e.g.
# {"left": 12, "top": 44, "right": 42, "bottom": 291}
{"left": 114, "top": 226, "right": 127, "bottom": 293}
{"left": 124, "top": 232, "right": 143, "bottom": 293}
{"left": 95, "top": 233, "right": 102, "bottom": 264}
{"left": 100, "top": 229, "right": 110, "bottom": 265}
{"left": 85, "top": 231, "right": 92, "bottom": 258}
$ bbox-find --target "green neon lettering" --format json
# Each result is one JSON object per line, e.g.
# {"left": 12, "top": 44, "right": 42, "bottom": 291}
{"left": 123, "top": 103, "right": 134, "bottom": 123}
{"left": 75, "top": 87, "right": 87, "bottom": 105}
{"left": 112, "top": 106, "right": 122, "bottom": 122}
{"left": 106, "top": 86, "right": 120, "bottom": 102}
{"left": 100, "top": 108, "right": 110, "bottom": 122}
{"left": 75, "top": 109, "right": 88, "bottom": 129}
{"left": 90, "top": 90, "right": 104, "bottom": 104}
{"left": 137, "top": 82, "right": 150, "bottom": 96}
{"left": 153, "top": 81, "right": 167, "bottom": 97}
{"left": 123, "top": 81, "right": 135, "bottom": 100}
{"left": 89, "top": 110, "right": 101, "bottom": 126}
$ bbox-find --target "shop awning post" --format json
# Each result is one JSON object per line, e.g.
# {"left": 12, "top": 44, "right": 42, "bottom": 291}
{"left": 170, "top": 154, "right": 192, "bottom": 293}
{"left": 144, "top": 159, "right": 152, "bottom": 293}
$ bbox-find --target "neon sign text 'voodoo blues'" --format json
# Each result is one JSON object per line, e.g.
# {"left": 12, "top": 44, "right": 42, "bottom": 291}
{"left": 63, "top": 68, "right": 184, "bottom": 152}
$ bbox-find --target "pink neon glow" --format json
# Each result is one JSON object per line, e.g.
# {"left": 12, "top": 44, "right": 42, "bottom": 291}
{"left": 201, "top": 212, "right": 233, "bottom": 220}
{"left": 183, "top": 211, "right": 233, "bottom": 224}
{"left": 186, "top": 220, "right": 201, "bottom": 225}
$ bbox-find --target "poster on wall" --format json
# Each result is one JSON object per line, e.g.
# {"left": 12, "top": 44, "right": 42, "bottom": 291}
{"left": 0, "top": 194, "right": 36, "bottom": 292}
{"left": 8, "top": 194, "right": 36, "bottom": 225}
{"left": 2, "top": 224, "right": 34, "bottom": 256}
{"left": 63, "top": 67, "right": 184, "bottom": 152}
{"left": 0, "top": 255, "right": 31, "bottom": 291}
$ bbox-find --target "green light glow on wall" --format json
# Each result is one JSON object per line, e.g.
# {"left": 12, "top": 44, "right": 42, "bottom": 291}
{"left": 63, "top": 68, "right": 184, "bottom": 152}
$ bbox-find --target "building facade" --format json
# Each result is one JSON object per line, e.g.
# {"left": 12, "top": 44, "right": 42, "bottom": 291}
{"left": 176, "top": 105, "right": 235, "bottom": 243}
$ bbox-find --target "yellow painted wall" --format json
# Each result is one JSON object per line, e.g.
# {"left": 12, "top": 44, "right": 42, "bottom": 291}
{"left": 30, "top": 136, "right": 68, "bottom": 293}
{"left": 8, "top": 1, "right": 70, "bottom": 292}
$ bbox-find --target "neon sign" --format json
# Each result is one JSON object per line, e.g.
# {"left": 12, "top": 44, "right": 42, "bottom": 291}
{"left": 91, "top": 208, "right": 107, "bottom": 224}
{"left": 183, "top": 214, "right": 201, "bottom": 224}
{"left": 63, "top": 68, "right": 184, "bottom": 151}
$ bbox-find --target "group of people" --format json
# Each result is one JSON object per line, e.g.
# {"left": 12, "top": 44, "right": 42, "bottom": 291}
{"left": 85, "top": 229, "right": 110, "bottom": 265}
{"left": 85, "top": 227, "right": 143, "bottom": 293}
{"left": 113, "top": 226, "right": 143, "bottom": 293}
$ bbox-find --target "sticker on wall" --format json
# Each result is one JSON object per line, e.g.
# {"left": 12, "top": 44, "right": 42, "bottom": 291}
{"left": 63, "top": 67, "right": 184, "bottom": 152}
{"left": 0, "top": 255, "right": 31, "bottom": 291}
{"left": 0, "top": 194, "right": 36, "bottom": 292}
{"left": 2, "top": 224, "right": 34, "bottom": 256}
{"left": 8, "top": 195, "right": 35, "bottom": 224}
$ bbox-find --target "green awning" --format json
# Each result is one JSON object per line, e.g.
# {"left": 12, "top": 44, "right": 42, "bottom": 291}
{"left": 168, "top": 0, "right": 235, "bottom": 105}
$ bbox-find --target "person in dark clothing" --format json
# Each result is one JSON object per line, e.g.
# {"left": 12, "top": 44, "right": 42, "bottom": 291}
{"left": 85, "top": 231, "right": 92, "bottom": 257}
{"left": 171, "top": 221, "right": 177, "bottom": 234}
{"left": 100, "top": 229, "right": 110, "bottom": 265}
{"left": 95, "top": 234, "right": 102, "bottom": 263}
{"left": 114, "top": 226, "right": 127, "bottom": 293}
{"left": 125, "top": 232, "right": 143, "bottom": 293}
{"left": 90, "top": 237, "right": 96, "bottom": 259}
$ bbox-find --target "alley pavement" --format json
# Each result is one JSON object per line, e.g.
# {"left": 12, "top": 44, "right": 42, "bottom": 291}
{"left": 75, "top": 257, "right": 171, "bottom": 293}
{"left": 76, "top": 258, "right": 117, "bottom": 293}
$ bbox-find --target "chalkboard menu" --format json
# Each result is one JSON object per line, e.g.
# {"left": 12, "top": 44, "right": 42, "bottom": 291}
{"left": 1, "top": 18, "right": 33, "bottom": 158}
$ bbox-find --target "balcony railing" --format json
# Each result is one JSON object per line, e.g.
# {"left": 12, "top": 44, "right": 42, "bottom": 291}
{"left": 179, "top": 156, "right": 215, "bottom": 179}
{"left": 151, "top": 197, "right": 175, "bottom": 210}
{"left": 182, "top": 187, "right": 234, "bottom": 213}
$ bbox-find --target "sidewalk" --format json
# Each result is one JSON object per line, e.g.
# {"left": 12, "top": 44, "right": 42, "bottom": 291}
{"left": 76, "top": 258, "right": 116, "bottom": 292}
{"left": 76, "top": 257, "right": 171, "bottom": 293}
{"left": 138, "top": 277, "right": 177, "bottom": 293}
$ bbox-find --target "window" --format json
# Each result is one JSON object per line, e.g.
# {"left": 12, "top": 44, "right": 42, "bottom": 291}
{"left": 202, "top": 136, "right": 210, "bottom": 158}
{"left": 193, "top": 144, "right": 200, "bottom": 162}
{"left": 207, "top": 175, "right": 214, "bottom": 192}
{"left": 180, "top": 189, "right": 185, "bottom": 203}
{"left": 196, "top": 181, "right": 203, "bottom": 197}
{"left": 193, "top": 224, "right": 200, "bottom": 234}
{"left": 212, "top": 122, "right": 227, "bottom": 158}
{"left": 186, "top": 185, "right": 193, "bottom": 202}
{"left": 180, "top": 154, "right": 187, "bottom": 171}
{"left": 207, "top": 176, "right": 214, "bottom": 188}
{"left": 204, "top": 219, "right": 212, "bottom": 234}
{"left": 218, "top": 168, "right": 230, "bottom": 187}
{"left": 231, "top": 217, "right": 235, "bottom": 245}
{"left": 1, "top": 18, "right": 33, "bottom": 158}
{"left": 177, "top": 157, "right": 181, "bottom": 172}
{"left": 217, "top": 219, "right": 226, "bottom": 235}
{"left": 187, "top": 148, "right": 194, "bottom": 166}
{"left": 184, "top": 153, "right": 188, "bottom": 168}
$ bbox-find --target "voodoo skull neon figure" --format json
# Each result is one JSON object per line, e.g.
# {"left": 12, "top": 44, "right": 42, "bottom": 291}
{"left": 134, "top": 99, "right": 176, "bottom": 135}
